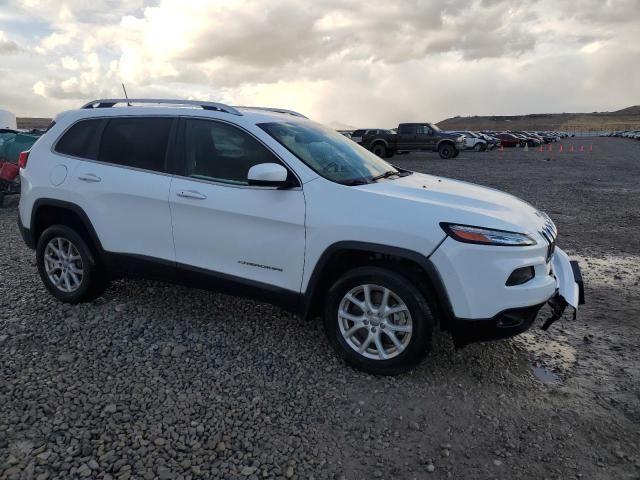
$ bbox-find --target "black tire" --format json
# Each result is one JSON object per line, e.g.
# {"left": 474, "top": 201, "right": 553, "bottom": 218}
{"left": 36, "top": 225, "right": 107, "bottom": 303}
{"left": 323, "top": 266, "right": 434, "bottom": 375}
{"left": 0, "top": 191, "right": 4, "bottom": 208}
{"left": 371, "top": 144, "right": 387, "bottom": 158}
{"left": 452, "top": 149, "right": 460, "bottom": 157}
{"left": 473, "top": 143, "right": 483, "bottom": 152}
{"left": 438, "top": 143, "right": 454, "bottom": 159}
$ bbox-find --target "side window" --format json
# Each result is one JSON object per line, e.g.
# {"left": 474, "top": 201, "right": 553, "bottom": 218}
{"left": 183, "top": 119, "right": 282, "bottom": 185}
{"left": 55, "top": 119, "right": 103, "bottom": 159}
{"left": 98, "top": 117, "right": 173, "bottom": 172}
{"left": 398, "top": 125, "right": 415, "bottom": 135}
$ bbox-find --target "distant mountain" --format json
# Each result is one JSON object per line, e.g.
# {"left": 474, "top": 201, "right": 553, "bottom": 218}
{"left": 613, "top": 105, "right": 640, "bottom": 115}
{"left": 437, "top": 106, "right": 640, "bottom": 132}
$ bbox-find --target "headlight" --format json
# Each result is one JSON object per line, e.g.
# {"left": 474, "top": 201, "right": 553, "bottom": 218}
{"left": 440, "top": 223, "right": 537, "bottom": 246}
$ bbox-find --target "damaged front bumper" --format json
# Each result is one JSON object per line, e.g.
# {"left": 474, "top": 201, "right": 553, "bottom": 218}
{"left": 448, "top": 246, "right": 585, "bottom": 347}
{"left": 541, "top": 247, "right": 585, "bottom": 330}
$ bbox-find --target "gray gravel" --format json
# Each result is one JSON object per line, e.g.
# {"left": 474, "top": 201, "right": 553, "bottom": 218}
{"left": 1, "top": 137, "right": 639, "bottom": 479}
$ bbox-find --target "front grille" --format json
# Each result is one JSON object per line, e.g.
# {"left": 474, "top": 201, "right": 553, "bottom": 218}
{"left": 539, "top": 214, "right": 557, "bottom": 262}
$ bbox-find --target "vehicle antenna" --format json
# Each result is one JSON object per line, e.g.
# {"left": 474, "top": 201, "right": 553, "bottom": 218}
{"left": 122, "top": 83, "right": 130, "bottom": 106}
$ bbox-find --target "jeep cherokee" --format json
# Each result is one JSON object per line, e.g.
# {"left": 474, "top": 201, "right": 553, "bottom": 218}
{"left": 17, "top": 98, "right": 584, "bottom": 375}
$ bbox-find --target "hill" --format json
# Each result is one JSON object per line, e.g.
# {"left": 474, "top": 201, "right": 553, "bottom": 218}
{"left": 437, "top": 106, "right": 640, "bottom": 132}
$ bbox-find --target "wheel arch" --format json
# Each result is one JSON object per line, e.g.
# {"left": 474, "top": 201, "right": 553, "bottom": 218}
{"left": 31, "top": 199, "right": 104, "bottom": 258}
{"left": 436, "top": 139, "right": 456, "bottom": 149}
{"left": 302, "top": 241, "right": 454, "bottom": 323}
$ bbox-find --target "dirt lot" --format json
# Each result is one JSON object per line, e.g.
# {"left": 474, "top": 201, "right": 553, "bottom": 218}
{"left": 1, "top": 137, "right": 639, "bottom": 480}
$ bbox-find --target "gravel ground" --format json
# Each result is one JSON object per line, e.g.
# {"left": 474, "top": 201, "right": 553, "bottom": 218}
{"left": 1, "top": 137, "right": 639, "bottom": 480}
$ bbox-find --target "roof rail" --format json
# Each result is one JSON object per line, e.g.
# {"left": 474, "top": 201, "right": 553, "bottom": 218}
{"left": 81, "top": 99, "right": 242, "bottom": 116}
{"left": 234, "top": 106, "right": 308, "bottom": 119}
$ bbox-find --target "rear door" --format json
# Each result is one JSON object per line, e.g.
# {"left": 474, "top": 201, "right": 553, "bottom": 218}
{"left": 396, "top": 124, "right": 417, "bottom": 150}
{"left": 169, "top": 117, "right": 306, "bottom": 293}
{"left": 68, "top": 116, "right": 176, "bottom": 265}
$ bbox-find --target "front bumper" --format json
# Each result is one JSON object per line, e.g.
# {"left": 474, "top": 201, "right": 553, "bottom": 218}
{"left": 433, "top": 243, "right": 584, "bottom": 346}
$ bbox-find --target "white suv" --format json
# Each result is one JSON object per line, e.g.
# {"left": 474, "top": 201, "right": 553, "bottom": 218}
{"left": 17, "top": 99, "right": 584, "bottom": 375}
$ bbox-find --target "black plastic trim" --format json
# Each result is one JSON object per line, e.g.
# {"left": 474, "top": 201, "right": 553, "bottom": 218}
{"left": 449, "top": 303, "right": 545, "bottom": 347}
{"left": 102, "top": 252, "right": 301, "bottom": 312}
{"left": 302, "top": 241, "right": 454, "bottom": 321}
{"left": 29, "top": 199, "right": 105, "bottom": 254}
{"left": 17, "top": 214, "right": 35, "bottom": 249}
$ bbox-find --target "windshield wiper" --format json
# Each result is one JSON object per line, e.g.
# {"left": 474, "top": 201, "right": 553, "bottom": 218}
{"left": 339, "top": 178, "right": 370, "bottom": 186}
{"left": 370, "top": 170, "right": 401, "bottom": 182}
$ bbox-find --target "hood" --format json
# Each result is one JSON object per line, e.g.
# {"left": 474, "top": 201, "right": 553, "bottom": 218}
{"left": 357, "top": 172, "right": 548, "bottom": 234}
{"left": 440, "top": 131, "right": 464, "bottom": 140}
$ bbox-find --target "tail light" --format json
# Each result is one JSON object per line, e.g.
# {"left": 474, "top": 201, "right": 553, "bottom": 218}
{"left": 18, "top": 151, "right": 30, "bottom": 169}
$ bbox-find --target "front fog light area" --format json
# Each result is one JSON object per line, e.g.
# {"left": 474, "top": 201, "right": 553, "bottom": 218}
{"left": 506, "top": 266, "right": 535, "bottom": 286}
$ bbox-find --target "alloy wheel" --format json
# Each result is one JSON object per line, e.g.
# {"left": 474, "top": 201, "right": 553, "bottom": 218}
{"left": 337, "top": 284, "right": 413, "bottom": 360}
{"left": 43, "top": 237, "right": 84, "bottom": 293}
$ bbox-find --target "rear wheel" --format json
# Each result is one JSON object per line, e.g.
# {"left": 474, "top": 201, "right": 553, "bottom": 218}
{"left": 371, "top": 144, "right": 387, "bottom": 158}
{"left": 323, "top": 267, "right": 434, "bottom": 375}
{"left": 36, "top": 225, "right": 107, "bottom": 303}
{"left": 438, "top": 143, "right": 454, "bottom": 159}
{"left": 473, "top": 143, "right": 483, "bottom": 152}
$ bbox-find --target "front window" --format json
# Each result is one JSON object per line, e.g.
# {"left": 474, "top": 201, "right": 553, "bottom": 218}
{"left": 259, "top": 121, "right": 402, "bottom": 185}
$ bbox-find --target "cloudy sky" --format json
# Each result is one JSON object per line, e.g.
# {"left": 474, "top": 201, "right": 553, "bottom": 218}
{"left": 0, "top": 0, "right": 638, "bottom": 127}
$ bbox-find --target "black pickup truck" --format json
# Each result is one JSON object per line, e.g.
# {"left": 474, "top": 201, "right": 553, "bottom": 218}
{"left": 354, "top": 123, "right": 465, "bottom": 159}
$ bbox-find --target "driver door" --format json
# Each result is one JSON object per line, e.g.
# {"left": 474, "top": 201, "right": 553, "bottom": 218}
{"left": 169, "top": 118, "right": 306, "bottom": 293}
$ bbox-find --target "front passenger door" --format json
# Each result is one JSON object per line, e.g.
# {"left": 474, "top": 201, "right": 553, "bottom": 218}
{"left": 169, "top": 118, "right": 306, "bottom": 294}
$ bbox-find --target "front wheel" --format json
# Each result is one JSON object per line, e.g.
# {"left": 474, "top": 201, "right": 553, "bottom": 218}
{"left": 438, "top": 143, "right": 454, "bottom": 159}
{"left": 323, "top": 267, "right": 434, "bottom": 375}
{"left": 371, "top": 144, "right": 387, "bottom": 158}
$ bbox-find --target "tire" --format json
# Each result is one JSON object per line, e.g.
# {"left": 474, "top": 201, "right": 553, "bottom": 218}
{"left": 323, "top": 266, "right": 434, "bottom": 375}
{"left": 0, "top": 191, "right": 4, "bottom": 208}
{"left": 438, "top": 143, "right": 454, "bottom": 159}
{"left": 452, "top": 149, "right": 460, "bottom": 158}
{"left": 371, "top": 144, "right": 387, "bottom": 158}
{"left": 36, "top": 225, "right": 107, "bottom": 303}
{"left": 473, "top": 143, "right": 482, "bottom": 152}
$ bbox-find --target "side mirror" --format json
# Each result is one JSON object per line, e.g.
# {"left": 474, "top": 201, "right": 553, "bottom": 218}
{"left": 247, "top": 163, "right": 291, "bottom": 188}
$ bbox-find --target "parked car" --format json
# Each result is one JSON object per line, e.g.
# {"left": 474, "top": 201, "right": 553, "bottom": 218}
{"left": 476, "top": 133, "right": 501, "bottom": 150}
{"left": 17, "top": 98, "right": 584, "bottom": 375}
{"left": 449, "top": 131, "right": 488, "bottom": 151}
{"left": 361, "top": 123, "right": 465, "bottom": 159}
{"left": 0, "top": 129, "right": 43, "bottom": 206}
{"left": 495, "top": 133, "right": 525, "bottom": 148}
{"left": 351, "top": 129, "right": 393, "bottom": 147}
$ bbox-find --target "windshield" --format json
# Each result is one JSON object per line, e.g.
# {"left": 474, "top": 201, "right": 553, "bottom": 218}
{"left": 431, "top": 123, "right": 441, "bottom": 132}
{"left": 259, "top": 121, "right": 400, "bottom": 185}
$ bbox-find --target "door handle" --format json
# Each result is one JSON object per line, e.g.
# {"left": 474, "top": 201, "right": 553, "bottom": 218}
{"left": 78, "top": 173, "right": 101, "bottom": 182}
{"left": 177, "top": 190, "right": 207, "bottom": 200}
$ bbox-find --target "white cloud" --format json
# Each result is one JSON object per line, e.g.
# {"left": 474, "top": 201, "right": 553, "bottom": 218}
{"left": 0, "top": 0, "right": 638, "bottom": 123}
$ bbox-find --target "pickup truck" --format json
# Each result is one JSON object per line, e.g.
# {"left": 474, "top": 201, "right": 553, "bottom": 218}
{"left": 358, "top": 123, "right": 465, "bottom": 159}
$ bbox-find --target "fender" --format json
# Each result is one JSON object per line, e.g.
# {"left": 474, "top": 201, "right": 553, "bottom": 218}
{"left": 30, "top": 198, "right": 105, "bottom": 255}
{"left": 370, "top": 138, "right": 389, "bottom": 148}
{"left": 302, "top": 240, "right": 454, "bottom": 321}
{"left": 435, "top": 138, "right": 456, "bottom": 149}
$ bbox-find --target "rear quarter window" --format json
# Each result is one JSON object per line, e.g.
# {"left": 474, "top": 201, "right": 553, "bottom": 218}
{"left": 54, "top": 119, "right": 103, "bottom": 159}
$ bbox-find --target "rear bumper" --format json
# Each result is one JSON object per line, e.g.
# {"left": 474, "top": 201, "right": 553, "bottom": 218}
{"left": 17, "top": 214, "right": 35, "bottom": 249}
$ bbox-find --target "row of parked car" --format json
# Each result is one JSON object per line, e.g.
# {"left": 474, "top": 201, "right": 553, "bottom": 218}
{"left": 604, "top": 130, "right": 640, "bottom": 139}
{"left": 344, "top": 124, "right": 567, "bottom": 158}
